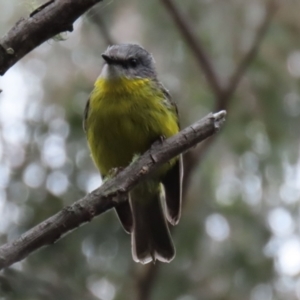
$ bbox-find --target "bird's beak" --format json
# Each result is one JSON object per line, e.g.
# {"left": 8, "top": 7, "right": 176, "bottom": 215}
{"left": 102, "top": 54, "right": 113, "bottom": 64}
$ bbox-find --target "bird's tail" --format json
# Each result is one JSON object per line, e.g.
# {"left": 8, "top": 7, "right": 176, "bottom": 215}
{"left": 130, "top": 181, "right": 175, "bottom": 264}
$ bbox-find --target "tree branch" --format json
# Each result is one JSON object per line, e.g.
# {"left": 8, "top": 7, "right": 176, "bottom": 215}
{"left": 138, "top": 2, "right": 276, "bottom": 298}
{"left": 135, "top": 264, "right": 159, "bottom": 300}
{"left": 0, "top": 111, "right": 226, "bottom": 270}
{"left": 0, "top": 0, "right": 102, "bottom": 75}
{"left": 217, "top": 0, "right": 278, "bottom": 110}
{"left": 88, "top": 8, "right": 116, "bottom": 45}
{"left": 184, "top": 0, "right": 277, "bottom": 185}
{"left": 160, "top": 0, "right": 224, "bottom": 99}
{"left": 160, "top": 0, "right": 277, "bottom": 109}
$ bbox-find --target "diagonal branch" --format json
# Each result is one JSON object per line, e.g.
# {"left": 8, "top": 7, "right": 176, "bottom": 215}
{"left": 160, "top": 0, "right": 277, "bottom": 109}
{"left": 194, "top": 0, "right": 277, "bottom": 163}
{"left": 217, "top": 0, "right": 278, "bottom": 110}
{"left": 160, "top": 0, "right": 224, "bottom": 99}
{"left": 185, "top": 0, "right": 276, "bottom": 179}
{"left": 88, "top": 8, "right": 116, "bottom": 45}
{"left": 0, "top": 111, "right": 226, "bottom": 271}
{"left": 0, "top": 0, "right": 103, "bottom": 75}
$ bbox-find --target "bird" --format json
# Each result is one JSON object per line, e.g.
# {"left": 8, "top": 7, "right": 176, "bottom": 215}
{"left": 83, "top": 43, "right": 183, "bottom": 264}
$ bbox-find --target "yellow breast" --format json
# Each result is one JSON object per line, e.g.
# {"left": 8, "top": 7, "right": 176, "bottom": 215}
{"left": 86, "top": 77, "right": 179, "bottom": 176}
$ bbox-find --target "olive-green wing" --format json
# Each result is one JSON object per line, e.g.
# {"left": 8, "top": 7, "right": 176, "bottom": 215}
{"left": 158, "top": 82, "right": 180, "bottom": 126}
{"left": 83, "top": 98, "right": 90, "bottom": 132}
{"left": 158, "top": 82, "right": 183, "bottom": 225}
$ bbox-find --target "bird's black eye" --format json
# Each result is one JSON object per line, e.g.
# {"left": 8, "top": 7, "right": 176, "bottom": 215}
{"left": 128, "top": 58, "right": 138, "bottom": 68}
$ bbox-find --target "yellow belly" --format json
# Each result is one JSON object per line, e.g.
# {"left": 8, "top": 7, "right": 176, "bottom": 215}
{"left": 86, "top": 77, "right": 179, "bottom": 176}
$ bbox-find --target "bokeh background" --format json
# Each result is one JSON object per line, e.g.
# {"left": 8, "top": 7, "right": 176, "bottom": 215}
{"left": 1, "top": 0, "right": 300, "bottom": 299}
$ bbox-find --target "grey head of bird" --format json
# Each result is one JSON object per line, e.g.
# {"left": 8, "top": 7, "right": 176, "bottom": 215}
{"left": 100, "top": 43, "right": 157, "bottom": 80}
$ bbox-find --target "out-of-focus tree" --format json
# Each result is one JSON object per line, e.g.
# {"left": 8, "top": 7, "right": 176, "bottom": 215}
{"left": 1, "top": 0, "right": 300, "bottom": 300}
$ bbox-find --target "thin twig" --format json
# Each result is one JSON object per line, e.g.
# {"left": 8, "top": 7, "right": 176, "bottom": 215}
{"left": 0, "top": 111, "right": 226, "bottom": 271}
{"left": 160, "top": 0, "right": 223, "bottom": 99}
{"left": 218, "top": 0, "right": 278, "bottom": 110}
{"left": 88, "top": 8, "right": 115, "bottom": 45}
{"left": 135, "top": 264, "right": 159, "bottom": 300}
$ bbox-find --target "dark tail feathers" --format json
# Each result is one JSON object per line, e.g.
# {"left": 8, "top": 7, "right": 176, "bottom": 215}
{"left": 130, "top": 184, "right": 175, "bottom": 264}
